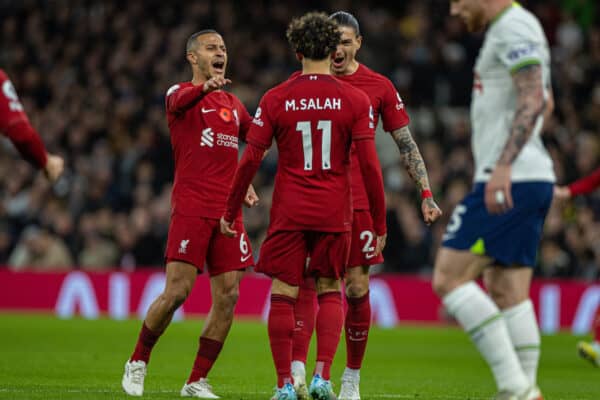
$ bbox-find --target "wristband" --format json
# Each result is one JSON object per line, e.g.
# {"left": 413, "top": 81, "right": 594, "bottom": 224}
{"left": 421, "top": 189, "right": 433, "bottom": 199}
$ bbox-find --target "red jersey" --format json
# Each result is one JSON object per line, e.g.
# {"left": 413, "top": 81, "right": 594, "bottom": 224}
{"left": 166, "top": 82, "right": 252, "bottom": 219}
{"left": 337, "top": 64, "right": 410, "bottom": 210}
{"left": 569, "top": 166, "right": 600, "bottom": 196}
{"left": 0, "top": 69, "right": 47, "bottom": 168}
{"left": 0, "top": 70, "right": 29, "bottom": 129}
{"left": 243, "top": 74, "right": 375, "bottom": 232}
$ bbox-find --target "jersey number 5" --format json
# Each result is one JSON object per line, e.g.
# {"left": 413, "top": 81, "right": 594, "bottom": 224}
{"left": 296, "top": 120, "right": 331, "bottom": 171}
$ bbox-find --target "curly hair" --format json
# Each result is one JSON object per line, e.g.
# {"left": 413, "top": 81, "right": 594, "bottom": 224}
{"left": 286, "top": 12, "right": 341, "bottom": 60}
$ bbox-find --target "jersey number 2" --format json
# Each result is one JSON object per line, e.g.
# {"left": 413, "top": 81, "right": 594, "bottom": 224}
{"left": 296, "top": 120, "right": 331, "bottom": 171}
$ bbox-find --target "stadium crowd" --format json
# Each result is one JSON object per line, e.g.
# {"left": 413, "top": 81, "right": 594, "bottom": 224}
{"left": 0, "top": 0, "right": 598, "bottom": 278}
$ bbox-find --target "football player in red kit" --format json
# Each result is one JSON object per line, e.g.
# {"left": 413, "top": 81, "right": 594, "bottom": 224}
{"left": 555, "top": 166, "right": 600, "bottom": 367}
{"left": 121, "top": 30, "right": 258, "bottom": 398}
{"left": 221, "top": 12, "right": 387, "bottom": 400}
{"left": 0, "top": 69, "right": 64, "bottom": 182}
{"left": 290, "top": 12, "right": 442, "bottom": 400}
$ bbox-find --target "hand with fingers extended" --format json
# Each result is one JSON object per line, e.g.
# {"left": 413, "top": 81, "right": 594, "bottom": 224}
{"left": 485, "top": 164, "right": 513, "bottom": 214}
{"left": 202, "top": 76, "right": 232, "bottom": 93}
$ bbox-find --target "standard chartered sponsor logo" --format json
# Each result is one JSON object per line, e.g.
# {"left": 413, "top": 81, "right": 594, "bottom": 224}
{"left": 216, "top": 133, "right": 238, "bottom": 148}
{"left": 200, "top": 128, "right": 239, "bottom": 149}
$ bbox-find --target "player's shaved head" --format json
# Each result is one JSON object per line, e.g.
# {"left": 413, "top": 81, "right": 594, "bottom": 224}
{"left": 286, "top": 12, "right": 341, "bottom": 61}
{"left": 329, "top": 11, "right": 360, "bottom": 37}
{"left": 186, "top": 29, "right": 220, "bottom": 52}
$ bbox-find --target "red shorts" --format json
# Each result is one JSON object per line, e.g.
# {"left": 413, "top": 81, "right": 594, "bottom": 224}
{"left": 165, "top": 213, "right": 253, "bottom": 276}
{"left": 347, "top": 210, "right": 384, "bottom": 268}
{"left": 256, "top": 230, "right": 350, "bottom": 286}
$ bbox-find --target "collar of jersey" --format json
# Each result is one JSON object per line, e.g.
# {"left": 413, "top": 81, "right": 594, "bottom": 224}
{"left": 490, "top": 1, "right": 521, "bottom": 26}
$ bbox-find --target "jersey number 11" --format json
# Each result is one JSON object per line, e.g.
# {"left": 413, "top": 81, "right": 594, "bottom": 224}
{"left": 296, "top": 120, "right": 332, "bottom": 171}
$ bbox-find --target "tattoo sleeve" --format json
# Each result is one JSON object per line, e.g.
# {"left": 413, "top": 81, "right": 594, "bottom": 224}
{"left": 497, "top": 64, "right": 546, "bottom": 165}
{"left": 390, "top": 125, "right": 431, "bottom": 192}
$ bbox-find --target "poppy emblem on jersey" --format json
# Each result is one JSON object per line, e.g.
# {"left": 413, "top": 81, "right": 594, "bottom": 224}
{"left": 219, "top": 108, "right": 232, "bottom": 122}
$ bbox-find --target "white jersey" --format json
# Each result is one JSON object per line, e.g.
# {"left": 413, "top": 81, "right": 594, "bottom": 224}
{"left": 471, "top": 3, "right": 555, "bottom": 183}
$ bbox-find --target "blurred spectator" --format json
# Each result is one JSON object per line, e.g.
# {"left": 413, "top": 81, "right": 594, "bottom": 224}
{"left": 0, "top": 0, "right": 598, "bottom": 275}
{"left": 8, "top": 226, "right": 73, "bottom": 270}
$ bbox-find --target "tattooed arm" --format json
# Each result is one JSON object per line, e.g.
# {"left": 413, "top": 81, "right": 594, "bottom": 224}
{"left": 542, "top": 82, "right": 554, "bottom": 130}
{"left": 391, "top": 125, "right": 431, "bottom": 192}
{"left": 390, "top": 126, "right": 442, "bottom": 224}
{"left": 485, "top": 64, "right": 547, "bottom": 213}
{"left": 497, "top": 64, "right": 546, "bottom": 165}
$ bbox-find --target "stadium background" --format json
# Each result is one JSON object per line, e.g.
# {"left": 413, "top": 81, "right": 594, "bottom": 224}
{"left": 0, "top": 0, "right": 598, "bottom": 308}
{"left": 1, "top": 2, "right": 600, "bottom": 399}
{"left": 0, "top": 0, "right": 600, "bottom": 280}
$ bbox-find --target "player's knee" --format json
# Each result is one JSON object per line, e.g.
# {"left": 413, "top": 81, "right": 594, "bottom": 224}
{"left": 163, "top": 285, "right": 190, "bottom": 310}
{"left": 316, "top": 277, "right": 341, "bottom": 294}
{"left": 488, "top": 288, "right": 521, "bottom": 310}
{"left": 432, "top": 269, "right": 452, "bottom": 298}
{"left": 214, "top": 284, "right": 240, "bottom": 310}
{"left": 345, "top": 279, "right": 368, "bottom": 298}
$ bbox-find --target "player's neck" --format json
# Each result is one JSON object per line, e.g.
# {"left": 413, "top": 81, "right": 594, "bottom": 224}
{"left": 191, "top": 70, "right": 209, "bottom": 86}
{"left": 339, "top": 60, "right": 360, "bottom": 76}
{"left": 487, "top": 0, "right": 514, "bottom": 23}
{"left": 301, "top": 58, "right": 331, "bottom": 75}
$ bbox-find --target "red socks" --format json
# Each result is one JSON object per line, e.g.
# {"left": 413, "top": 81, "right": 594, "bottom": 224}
{"left": 187, "top": 337, "right": 224, "bottom": 383}
{"left": 292, "top": 277, "right": 317, "bottom": 363}
{"left": 594, "top": 306, "right": 600, "bottom": 343}
{"left": 269, "top": 294, "right": 297, "bottom": 387}
{"left": 345, "top": 292, "right": 371, "bottom": 369}
{"left": 130, "top": 323, "right": 161, "bottom": 363}
{"left": 315, "top": 292, "right": 344, "bottom": 380}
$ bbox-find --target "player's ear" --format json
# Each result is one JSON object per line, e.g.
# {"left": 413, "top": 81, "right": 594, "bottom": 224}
{"left": 186, "top": 51, "right": 196, "bottom": 65}
{"left": 356, "top": 35, "right": 363, "bottom": 50}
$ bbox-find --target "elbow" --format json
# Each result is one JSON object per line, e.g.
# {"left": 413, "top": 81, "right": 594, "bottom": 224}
{"left": 533, "top": 90, "right": 546, "bottom": 114}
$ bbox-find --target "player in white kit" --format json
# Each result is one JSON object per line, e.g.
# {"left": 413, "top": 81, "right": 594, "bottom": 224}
{"left": 433, "top": 1, "right": 554, "bottom": 399}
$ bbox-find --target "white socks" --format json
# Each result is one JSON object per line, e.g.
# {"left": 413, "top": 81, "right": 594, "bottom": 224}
{"left": 342, "top": 367, "right": 360, "bottom": 381}
{"left": 291, "top": 360, "right": 305, "bottom": 377}
{"left": 502, "top": 299, "right": 540, "bottom": 385}
{"left": 443, "top": 282, "right": 529, "bottom": 394}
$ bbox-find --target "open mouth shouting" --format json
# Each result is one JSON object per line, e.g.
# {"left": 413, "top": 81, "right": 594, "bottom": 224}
{"left": 211, "top": 59, "right": 225, "bottom": 75}
{"left": 332, "top": 53, "right": 346, "bottom": 71}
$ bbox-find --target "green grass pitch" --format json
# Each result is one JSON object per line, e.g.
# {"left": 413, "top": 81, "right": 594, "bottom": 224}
{"left": 0, "top": 314, "right": 598, "bottom": 399}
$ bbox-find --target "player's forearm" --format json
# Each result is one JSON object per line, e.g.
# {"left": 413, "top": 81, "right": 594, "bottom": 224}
{"left": 356, "top": 139, "right": 386, "bottom": 235}
{"left": 390, "top": 125, "right": 431, "bottom": 193}
{"left": 497, "top": 65, "right": 546, "bottom": 166}
{"left": 5, "top": 120, "right": 48, "bottom": 168}
{"left": 166, "top": 85, "right": 206, "bottom": 114}
{"left": 224, "top": 143, "right": 263, "bottom": 221}
{"left": 569, "top": 166, "right": 600, "bottom": 196}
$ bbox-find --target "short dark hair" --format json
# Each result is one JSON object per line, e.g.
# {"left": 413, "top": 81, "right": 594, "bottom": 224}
{"left": 286, "top": 12, "right": 341, "bottom": 61}
{"left": 329, "top": 11, "right": 360, "bottom": 36}
{"left": 186, "top": 29, "right": 219, "bottom": 52}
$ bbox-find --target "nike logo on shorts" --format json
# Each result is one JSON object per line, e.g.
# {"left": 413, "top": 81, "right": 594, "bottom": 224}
{"left": 241, "top": 253, "right": 252, "bottom": 262}
{"left": 365, "top": 253, "right": 376, "bottom": 260}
